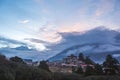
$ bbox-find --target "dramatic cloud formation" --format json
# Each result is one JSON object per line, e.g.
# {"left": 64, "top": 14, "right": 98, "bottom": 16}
{"left": 0, "top": 0, "right": 120, "bottom": 60}
{"left": 0, "top": 36, "right": 26, "bottom": 48}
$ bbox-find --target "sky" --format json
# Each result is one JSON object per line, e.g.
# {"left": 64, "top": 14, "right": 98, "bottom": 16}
{"left": 0, "top": 0, "right": 120, "bottom": 52}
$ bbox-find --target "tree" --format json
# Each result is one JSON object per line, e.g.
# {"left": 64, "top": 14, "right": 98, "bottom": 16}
{"left": 75, "top": 67, "right": 84, "bottom": 74}
{"left": 78, "top": 53, "right": 84, "bottom": 61}
{"left": 84, "top": 56, "right": 94, "bottom": 65}
{"left": 0, "top": 66, "right": 15, "bottom": 80}
{"left": 10, "top": 56, "right": 25, "bottom": 64}
{"left": 38, "top": 60, "right": 50, "bottom": 72}
{"left": 72, "top": 66, "right": 76, "bottom": 72}
{"left": 0, "top": 54, "right": 15, "bottom": 80}
{"left": 0, "top": 54, "right": 8, "bottom": 64}
{"left": 103, "top": 54, "right": 119, "bottom": 75}
{"left": 94, "top": 63, "right": 103, "bottom": 75}
{"left": 84, "top": 66, "right": 94, "bottom": 76}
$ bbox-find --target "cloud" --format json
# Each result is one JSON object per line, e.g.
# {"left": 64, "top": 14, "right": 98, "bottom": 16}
{"left": 19, "top": 19, "right": 30, "bottom": 24}
{"left": 30, "top": 0, "right": 119, "bottom": 45}
{"left": 95, "top": 0, "right": 115, "bottom": 16}
{"left": 25, "top": 38, "right": 48, "bottom": 44}
{"left": 113, "top": 54, "right": 120, "bottom": 57}
{"left": 44, "top": 27, "right": 120, "bottom": 60}
{"left": 1, "top": 26, "right": 120, "bottom": 61}
{"left": 0, "top": 36, "right": 26, "bottom": 45}
{"left": 0, "top": 36, "right": 26, "bottom": 48}
{"left": 57, "top": 22, "right": 93, "bottom": 33}
{"left": 26, "top": 21, "right": 100, "bottom": 45}
{"left": 32, "top": 24, "right": 63, "bottom": 43}
{"left": 0, "top": 36, "right": 47, "bottom": 51}
{"left": 24, "top": 39, "right": 48, "bottom": 51}
{"left": 38, "top": 31, "right": 62, "bottom": 43}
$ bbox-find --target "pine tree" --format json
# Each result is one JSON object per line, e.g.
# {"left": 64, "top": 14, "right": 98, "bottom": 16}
{"left": 84, "top": 66, "right": 94, "bottom": 76}
{"left": 94, "top": 63, "right": 103, "bottom": 75}
{"left": 10, "top": 56, "right": 25, "bottom": 64}
{"left": 84, "top": 56, "right": 94, "bottom": 65}
{"left": 103, "top": 54, "right": 119, "bottom": 75}
{"left": 75, "top": 66, "right": 84, "bottom": 74}
{"left": 38, "top": 60, "right": 50, "bottom": 72}
{"left": 78, "top": 53, "right": 84, "bottom": 61}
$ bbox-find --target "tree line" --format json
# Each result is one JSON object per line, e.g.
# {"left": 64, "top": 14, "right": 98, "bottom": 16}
{"left": 0, "top": 53, "right": 120, "bottom": 80}
{"left": 73, "top": 53, "right": 120, "bottom": 76}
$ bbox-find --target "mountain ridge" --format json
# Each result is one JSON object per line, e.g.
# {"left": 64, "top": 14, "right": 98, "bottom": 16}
{"left": 0, "top": 27, "right": 120, "bottom": 62}
{"left": 48, "top": 27, "right": 120, "bottom": 63}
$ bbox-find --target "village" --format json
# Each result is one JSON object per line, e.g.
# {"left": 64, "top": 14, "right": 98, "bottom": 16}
{"left": 47, "top": 54, "right": 94, "bottom": 73}
{"left": 23, "top": 53, "right": 95, "bottom": 73}
{"left": 23, "top": 53, "right": 120, "bottom": 74}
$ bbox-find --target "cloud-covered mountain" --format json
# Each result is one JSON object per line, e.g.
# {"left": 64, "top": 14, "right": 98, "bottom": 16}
{"left": 0, "top": 27, "right": 120, "bottom": 63}
{"left": 49, "top": 43, "right": 120, "bottom": 63}
{"left": 0, "top": 36, "right": 48, "bottom": 61}
{"left": 48, "top": 27, "right": 120, "bottom": 63}
{"left": 0, "top": 46, "right": 50, "bottom": 61}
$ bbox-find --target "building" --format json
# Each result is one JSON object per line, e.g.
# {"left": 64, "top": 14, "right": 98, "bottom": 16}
{"left": 48, "top": 54, "right": 95, "bottom": 73}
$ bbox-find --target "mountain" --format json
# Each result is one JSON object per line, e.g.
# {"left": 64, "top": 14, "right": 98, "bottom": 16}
{"left": 1, "top": 27, "right": 120, "bottom": 62}
{"left": 48, "top": 27, "right": 120, "bottom": 63}
{"left": 49, "top": 44, "right": 120, "bottom": 63}
{"left": 0, "top": 46, "right": 49, "bottom": 61}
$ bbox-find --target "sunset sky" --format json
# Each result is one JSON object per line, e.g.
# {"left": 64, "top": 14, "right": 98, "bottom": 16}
{"left": 0, "top": 0, "right": 120, "bottom": 52}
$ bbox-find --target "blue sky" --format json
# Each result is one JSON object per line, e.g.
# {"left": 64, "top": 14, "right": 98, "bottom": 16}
{"left": 0, "top": 0, "right": 120, "bottom": 51}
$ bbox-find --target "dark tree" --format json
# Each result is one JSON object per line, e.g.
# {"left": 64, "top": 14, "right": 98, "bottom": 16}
{"left": 78, "top": 53, "right": 84, "bottom": 61}
{"left": 0, "top": 54, "right": 8, "bottom": 64}
{"left": 70, "top": 54, "right": 76, "bottom": 58}
{"left": 94, "top": 63, "right": 103, "bottom": 75}
{"left": 72, "top": 66, "right": 76, "bottom": 73}
{"left": 0, "top": 54, "right": 6, "bottom": 59}
{"left": 38, "top": 60, "right": 50, "bottom": 72}
{"left": 84, "top": 56, "right": 94, "bottom": 65}
{"left": 0, "top": 66, "right": 15, "bottom": 80}
{"left": 10, "top": 56, "right": 25, "bottom": 64}
{"left": 0, "top": 54, "right": 15, "bottom": 80}
{"left": 103, "top": 54, "right": 119, "bottom": 75}
{"left": 84, "top": 66, "right": 94, "bottom": 76}
{"left": 75, "top": 66, "right": 84, "bottom": 74}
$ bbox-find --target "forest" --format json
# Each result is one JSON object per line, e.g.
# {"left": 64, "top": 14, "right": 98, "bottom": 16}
{"left": 0, "top": 53, "right": 120, "bottom": 80}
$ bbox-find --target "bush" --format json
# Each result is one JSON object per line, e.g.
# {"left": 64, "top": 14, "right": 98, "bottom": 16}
{"left": 15, "top": 64, "right": 52, "bottom": 80}
{"left": 53, "top": 72, "right": 81, "bottom": 80}
{"left": 80, "top": 75, "right": 120, "bottom": 80}
{"left": 0, "top": 65, "right": 15, "bottom": 80}
{"left": 84, "top": 66, "right": 94, "bottom": 76}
